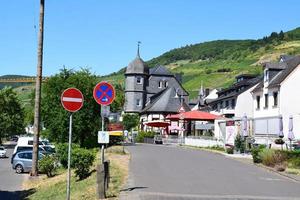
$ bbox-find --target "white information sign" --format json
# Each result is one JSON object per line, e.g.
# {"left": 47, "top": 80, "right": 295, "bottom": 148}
{"left": 98, "top": 131, "right": 110, "bottom": 144}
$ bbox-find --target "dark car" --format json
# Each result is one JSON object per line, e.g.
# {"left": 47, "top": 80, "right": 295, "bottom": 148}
{"left": 154, "top": 135, "right": 163, "bottom": 144}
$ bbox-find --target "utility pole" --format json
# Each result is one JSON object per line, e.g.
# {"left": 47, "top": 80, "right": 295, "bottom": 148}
{"left": 31, "top": 0, "right": 45, "bottom": 176}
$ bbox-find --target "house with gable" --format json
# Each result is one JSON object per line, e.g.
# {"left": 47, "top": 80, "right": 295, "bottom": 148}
{"left": 251, "top": 55, "right": 300, "bottom": 141}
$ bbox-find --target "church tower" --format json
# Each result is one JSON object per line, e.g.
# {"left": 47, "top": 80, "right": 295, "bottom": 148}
{"left": 124, "top": 42, "right": 149, "bottom": 113}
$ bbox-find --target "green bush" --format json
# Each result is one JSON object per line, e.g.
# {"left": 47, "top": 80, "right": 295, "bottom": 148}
{"left": 135, "top": 131, "right": 156, "bottom": 143}
{"left": 286, "top": 150, "right": 300, "bottom": 159}
{"left": 251, "top": 145, "right": 266, "bottom": 163}
{"left": 39, "top": 155, "right": 57, "bottom": 177}
{"left": 289, "top": 158, "right": 300, "bottom": 169}
{"left": 234, "top": 134, "right": 245, "bottom": 153}
{"left": 72, "top": 148, "right": 95, "bottom": 180}
{"left": 225, "top": 144, "right": 234, "bottom": 154}
{"left": 55, "top": 143, "right": 80, "bottom": 168}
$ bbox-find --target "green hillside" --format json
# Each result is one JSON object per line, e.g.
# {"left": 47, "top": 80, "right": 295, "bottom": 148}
{"left": 103, "top": 27, "right": 300, "bottom": 98}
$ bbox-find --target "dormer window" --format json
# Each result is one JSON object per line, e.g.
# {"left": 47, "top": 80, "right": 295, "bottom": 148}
{"left": 137, "top": 77, "right": 142, "bottom": 84}
{"left": 164, "top": 81, "right": 168, "bottom": 88}
{"left": 158, "top": 81, "right": 163, "bottom": 88}
{"left": 264, "top": 69, "right": 269, "bottom": 82}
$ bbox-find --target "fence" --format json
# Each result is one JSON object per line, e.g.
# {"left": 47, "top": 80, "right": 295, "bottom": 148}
{"left": 184, "top": 136, "right": 224, "bottom": 148}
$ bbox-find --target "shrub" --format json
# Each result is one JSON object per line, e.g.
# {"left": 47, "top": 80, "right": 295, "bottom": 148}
{"left": 234, "top": 134, "right": 245, "bottom": 153}
{"left": 225, "top": 144, "right": 234, "bottom": 154}
{"left": 259, "top": 149, "right": 276, "bottom": 167}
{"left": 72, "top": 148, "right": 95, "bottom": 180}
{"left": 289, "top": 158, "right": 300, "bottom": 169}
{"left": 135, "top": 131, "right": 156, "bottom": 143}
{"left": 259, "top": 149, "right": 287, "bottom": 167}
{"left": 55, "top": 143, "right": 80, "bottom": 168}
{"left": 251, "top": 148, "right": 262, "bottom": 163}
{"left": 39, "top": 155, "right": 57, "bottom": 177}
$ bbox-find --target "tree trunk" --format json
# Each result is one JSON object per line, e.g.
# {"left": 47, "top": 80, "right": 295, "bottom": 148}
{"left": 31, "top": 0, "right": 45, "bottom": 176}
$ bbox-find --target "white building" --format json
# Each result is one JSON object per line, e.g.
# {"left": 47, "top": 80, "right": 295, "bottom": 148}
{"left": 251, "top": 55, "right": 300, "bottom": 140}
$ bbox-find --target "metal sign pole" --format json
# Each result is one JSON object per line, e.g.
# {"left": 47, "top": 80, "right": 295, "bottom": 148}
{"left": 101, "top": 105, "right": 105, "bottom": 164}
{"left": 66, "top": 113, "right": 73, "bottom": 200}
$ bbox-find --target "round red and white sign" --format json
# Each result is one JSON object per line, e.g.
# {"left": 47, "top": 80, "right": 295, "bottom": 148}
{"left": 61, "top": 88, "right": 84, "bottom": 112}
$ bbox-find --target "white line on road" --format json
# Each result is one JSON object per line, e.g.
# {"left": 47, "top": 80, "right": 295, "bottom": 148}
{"left": 62, "top": 97, "right": 83, "bottom": 102}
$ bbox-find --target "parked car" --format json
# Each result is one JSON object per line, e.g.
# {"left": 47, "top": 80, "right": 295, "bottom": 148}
{"left": 154, "top": 135, "right": 163, "bottom": 144}
{"left": 11, "top": 151, "right": 44, "bottom": 174}
{"left": 13, "top": 146, "right": 51, "bottom": 155}
{"left": 0, "top": 146, "right": 7, "bottom": 158}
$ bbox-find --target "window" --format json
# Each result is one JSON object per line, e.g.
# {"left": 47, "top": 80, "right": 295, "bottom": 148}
{"left": 137, "top": 77, "right": 142, "bottom": 84}
{"left": 136, "top": 99, "right": 141, "bottom": 107}
{"left": 273, "top": 92, "right": 278, "bottom": 107}
{"left": 164, "top": 81, "right": 168, "bottom": 88}
{"left": 264, "top": 94, "right": 268, "bottom": 108}
{"left": 225, "top": 100, "right": 229, "bottom": 107}
{"left": 256, "top": 96, "right": 260, "bottom": 109}
{"left": 158, "top": 81, "right": 162, "bottom": 88}
{"left": 231, "top": 99, "right": 236, "bottom": 108}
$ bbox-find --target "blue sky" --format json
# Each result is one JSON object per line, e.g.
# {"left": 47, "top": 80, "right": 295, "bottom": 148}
{"left": 1, "top": 0, "right": 300, "bottom": 76}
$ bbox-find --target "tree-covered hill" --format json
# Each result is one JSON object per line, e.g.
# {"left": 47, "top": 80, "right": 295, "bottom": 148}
{"left": 102, "top": 27, "right": 300, "bottom": 98}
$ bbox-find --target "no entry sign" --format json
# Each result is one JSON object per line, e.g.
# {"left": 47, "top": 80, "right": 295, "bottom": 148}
{"left": 93, "top": 82, "right": 115, "bottom": 106}
{"left": 61, "top": 88, "right": 84, "bottom": 112}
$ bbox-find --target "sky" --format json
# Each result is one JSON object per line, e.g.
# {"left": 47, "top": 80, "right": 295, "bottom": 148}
{"left": 1, "top": 0, "right": 300, "bottom": 77}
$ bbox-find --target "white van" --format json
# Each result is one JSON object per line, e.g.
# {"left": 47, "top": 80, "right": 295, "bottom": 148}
{"left": 13, "top": 137, "right": 55, "bottom": 154}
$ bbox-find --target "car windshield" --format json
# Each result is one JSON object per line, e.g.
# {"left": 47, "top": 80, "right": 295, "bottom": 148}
{"left": 0, "top": 147, "right": 4, "bottom": 150}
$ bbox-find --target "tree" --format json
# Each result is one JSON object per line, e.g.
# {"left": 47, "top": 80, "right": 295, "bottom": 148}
{"left": 0, "top": 87, "right": 25, "bottom": 144}
{"left": 42, "top": 68, "right": 102, "bottom": 148}
{"left": 122, "top": 113, "right": 140, "bottom": 131}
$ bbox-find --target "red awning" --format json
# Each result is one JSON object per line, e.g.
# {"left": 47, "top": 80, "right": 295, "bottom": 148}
{"left": 166, "top": 110, "right": 220, "bottom": 121}
{"left": 144, "top": 121, "right": 170, "bottom": 127}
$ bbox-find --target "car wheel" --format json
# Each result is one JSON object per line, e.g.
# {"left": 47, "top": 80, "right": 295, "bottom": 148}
{"left": 15, "top": 164, "right": 23, "bottom": 174}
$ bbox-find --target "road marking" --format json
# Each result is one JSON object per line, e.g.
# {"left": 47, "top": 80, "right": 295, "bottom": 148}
{"left": 62, "top": 97, "right": 83, "bottom": 102}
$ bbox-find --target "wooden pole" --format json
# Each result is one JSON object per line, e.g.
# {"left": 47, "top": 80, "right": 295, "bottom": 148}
{"left": 31, "top": 0, "right": 45, "bottom": 176}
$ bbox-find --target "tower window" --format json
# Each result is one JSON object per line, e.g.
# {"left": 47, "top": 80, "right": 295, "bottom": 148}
{"left": 137, "top": 77, "right": 142, "bottom": 84}
{"left": 136, "top": 99, "right": 141, "bottom": 106}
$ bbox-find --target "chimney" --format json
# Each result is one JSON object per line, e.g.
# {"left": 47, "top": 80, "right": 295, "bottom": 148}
{"left": 175, "top": 73, "right": 182, "bottom": 83}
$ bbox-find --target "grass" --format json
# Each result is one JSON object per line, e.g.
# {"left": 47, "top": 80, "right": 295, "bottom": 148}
{"left": 23, "top": 145, "right": 129, "bottom": 200}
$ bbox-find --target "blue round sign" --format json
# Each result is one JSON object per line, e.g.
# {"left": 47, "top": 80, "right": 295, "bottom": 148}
{"left": 93, "top": 82, "right": 115, "bottom": 105}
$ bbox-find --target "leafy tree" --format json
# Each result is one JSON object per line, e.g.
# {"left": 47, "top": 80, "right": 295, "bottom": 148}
{"left": 122, "top": 113, "right": 139, "bottom": 131}
{"left": 0, "top": 87, "right": 25, "bottom": 144}
{"left": 41, "top": 68, "right": 101, "bottom": 148}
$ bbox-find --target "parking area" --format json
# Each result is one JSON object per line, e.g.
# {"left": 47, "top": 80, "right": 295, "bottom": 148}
{"left": 0, "top": 142, "right": 27, "bottom": 199}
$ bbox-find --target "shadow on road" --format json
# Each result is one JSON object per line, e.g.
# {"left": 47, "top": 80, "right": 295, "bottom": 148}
{"left": 121, "top": 186, "right": 148, "bottom": 192}
{"left": 0, "top": 188, "right": 36, "bottom": 200}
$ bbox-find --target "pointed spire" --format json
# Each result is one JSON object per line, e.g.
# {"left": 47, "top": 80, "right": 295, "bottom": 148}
{"left": 199, "top": 81, "right": 204, "bottom": 97}
{"left": 137, "top": 41, "right": 141, "bottom": 58}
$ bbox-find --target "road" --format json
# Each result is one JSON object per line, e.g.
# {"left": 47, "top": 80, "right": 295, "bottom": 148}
{"left": 121, "top": 144, "right": 300, "bottom": 200}
{"left": 0, "top": 143, "right": 27, "bottom": 200}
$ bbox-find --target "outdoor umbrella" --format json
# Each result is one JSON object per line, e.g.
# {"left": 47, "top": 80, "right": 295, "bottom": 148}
{"left": 288, "top": 115, "right": 295, "bottom": 150}
{"left": 242, "top": 114, "right": 248, "bottom": 137}
{"left": 278, "top": 115, "right": 284, "bottom": 138}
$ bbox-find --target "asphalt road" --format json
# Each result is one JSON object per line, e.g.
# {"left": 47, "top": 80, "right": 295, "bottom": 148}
{"left": 121, "top": 144, "right": 300, "bottom": 200}
{"left": 0, "top": 143, "right": 27, "bottom": 200}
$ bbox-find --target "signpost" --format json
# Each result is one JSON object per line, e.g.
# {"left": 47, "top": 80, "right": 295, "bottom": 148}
{"left": 61, "top": 88, "right": 84, "bottom": 200}
{"left": 93, "top": 82, "right": 115, "bottom": 199}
